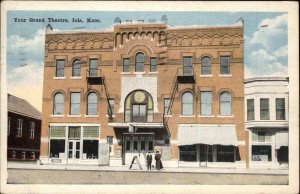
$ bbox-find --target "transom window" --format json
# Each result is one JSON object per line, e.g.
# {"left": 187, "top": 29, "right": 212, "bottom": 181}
{"left": 124, "top": 90, "right": 154, "bottom": 122}
{"left": 56, "top": 60, "right": 65, "bottom": 77}
{"left": 220, "top": 91, "right": 231, "bottom": 116}
{"left": 135, "top": 53, "right": 144, "bottom": 72}
{"left": 53, "top": 92, "right": 64, "bottom": 115}
{"left": 87, "top": 92, "right": 98, "bottom": 115}
{"left": 182, "top": 92, "right": 193, "bottom": 116}
{"left": 201, "top": 57, "right": 211, "bottom": 75}
{"left": 220, "top": 56, "right": 230, "bottom": 75}
{"left": 72, "top": 59, "right": 81, "bottom": 77}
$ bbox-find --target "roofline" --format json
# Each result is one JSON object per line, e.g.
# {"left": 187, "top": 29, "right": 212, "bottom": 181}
{"left": 8, "top": 110, "right": 42, "bottom": 120}
{"left": 244, "top": 76, "right": 289, "bottom": 84}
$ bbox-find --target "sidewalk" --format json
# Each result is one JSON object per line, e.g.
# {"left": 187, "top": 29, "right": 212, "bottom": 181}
{"left": 6, "top": 161, "right": 288, "bottom": 175}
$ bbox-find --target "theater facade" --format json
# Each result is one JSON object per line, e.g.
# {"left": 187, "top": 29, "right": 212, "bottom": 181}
{"left": 40, "top": 16, "right": 248, "bottom": 168}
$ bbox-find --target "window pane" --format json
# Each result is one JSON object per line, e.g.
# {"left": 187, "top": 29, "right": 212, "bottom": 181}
{"left": 220, "top": 92, "right": 231, "bottom": 116}
{"left": 260, "top": 99, "right": 269, "bottom": 120}
{"left": 276, "top": 98, "right": 285, "bottom": 120}
{"left": 83, "top": 126, "right": 99, "bottom": 138}
{"left": 83, "top": 140, "right": 98, "bottom": 159}
{"left": 70, "top": 93, "right": 80, "bottom": 115}
{"left": 87, "top": 93, "right": 97, "bottom": 115}
{"left": 201, "top": 92, "right": 212, "bottom": 115}
{"left": 89, "top": 59, "right": 98, "bottom": 76}
{"left": 217, "top": 145, "right": 235, "bottom": 162}
{"left": 50, "top": 126, "right": 66, "bottom": 138}
{"left": 150, "top": 58, "right": 157, "bottom": 72}
{"left": 183, "top": 57, "right": 192, "bottom": 75}
{"left": 247, "top": 99, "right": 254, "bottom": 120}
{"left": 252, "top": 145, "right": 272, "bottom": 161}
{"left": 72, "top": 60, "right": 81, "bottom": 77}
{"left": 54, "top": 93, "right": 64, "bottom": 115}
{"left": 201, "top": 57, "right": 211, "bottom": 75}
{"left": 108, "top": 99, "right": 114, "bottom": 115}
{"left": 135, "top": 53, "right": 144, "bottom": 72}
{"left": 220, "top": 56, "right": 229, "bottom": 74}
{"left": 182, "top": 92, "right": 193, "bottom": 115}
{"left": 164, "top": 98, "right": 171, "bottom": 116}
{"left": 123, "top": 58, "right": 129, "bottom": 72}
{"left": 68, "top": 126, "right": 81, "bottom": 139}
{"left": 50, "top": 139, "right": 65, "bottom": 158}
{"left": 56, "top": 60, "right": 64, "bottom": 77}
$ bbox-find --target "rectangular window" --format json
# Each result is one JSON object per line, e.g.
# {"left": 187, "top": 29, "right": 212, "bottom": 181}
{"left": 70, "top": 92, "right": 80, "bottom": 115}
{"left": 8, "top": 117, "right": 10, "bottom": 135}
{"left": 30, "top": 122, "right": 35, "bottom": 139}
{"left": 276, "top": 98, "right": 285, "bottom": 120}
{"left": 183, "top": 57, "right": 192, "bottom": 75}
{"left": 108, "top": 99, "right": 115, "bottom": 116}
{"left": 89, "top": 59, "right": 98, "bottom": 77}
{"left": 123, "top": 58, "right": 129, "bottom": 72}
{"left": 164, "top": 98, "right": 171, "bottom": 116}
{"left": 220, "top": 56, "right": 230, "bottom": 75}
{"left": 252, "top": 145, "right": 272, "bottom": 161}
{"left": 83, "top": 140, "right": 98, "bottom": 159}
{"left": 150, "top": 58, "right": 157, "bottom": 72}
{"left": 200, "top": 92, "right": 212, "bottom": 116}
{"left": 68, "top": 126, "right": 81, "bottom": 139}
{"left": 56, "top": 60, "right": 65, "bottom": 77}
{"left": 260, "top": 98, "right": 269, "bottom": 120}
{"left": 247, "top": 99, "right": 255, "bottom": 120}
{"left": 83, "top": 126, "right": 99, "bottom": 138}
{"left": 50, "top": 139, "right": 65, "bottom": 158}
{"left": 50, "top": 126, "right": 66, "bottom": 138}
{"left": 17, "top": 119, "right": 22, "bottom": 137}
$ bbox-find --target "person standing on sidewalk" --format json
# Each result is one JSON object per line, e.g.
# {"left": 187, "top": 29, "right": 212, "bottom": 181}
{"left": 146, "top": 152, "right": 152, "bottom": 171}
{"left": 155, "top": 150, "right": 163, "bottom": 170}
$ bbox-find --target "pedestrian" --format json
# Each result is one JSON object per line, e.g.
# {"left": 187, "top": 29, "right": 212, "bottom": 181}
{"left": 146, "top": 152, "right": 152, "bottom": 171}
{"left": 155, "top": 150, "right": 163, "bottom": 170}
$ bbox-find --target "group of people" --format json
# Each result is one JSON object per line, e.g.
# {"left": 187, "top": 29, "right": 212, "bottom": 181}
{"left": 146, "top": 151, "right": 163, "bottom": 171}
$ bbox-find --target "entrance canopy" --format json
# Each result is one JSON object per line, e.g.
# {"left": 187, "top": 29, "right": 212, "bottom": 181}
{"left": 275, "top": 132, "right": 288, "bottom": 149}
{"left": 178, "top": 124, "right": 238, "bottom": 146}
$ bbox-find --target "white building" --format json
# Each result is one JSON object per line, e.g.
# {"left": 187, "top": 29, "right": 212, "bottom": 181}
{"left": 244, "top": 77, "right": 289, "bottom": 169}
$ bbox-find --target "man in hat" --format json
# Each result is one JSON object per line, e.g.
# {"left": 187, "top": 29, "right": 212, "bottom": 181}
{"left": 146, "top": 152, "right": 152, "bottom": 171}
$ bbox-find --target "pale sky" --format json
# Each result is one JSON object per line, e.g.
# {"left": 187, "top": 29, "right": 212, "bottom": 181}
{"left": 6, "top": 11, "right": 288, "bottom": 111}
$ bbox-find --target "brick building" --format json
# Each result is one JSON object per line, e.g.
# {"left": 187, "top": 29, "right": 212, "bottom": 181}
{"left": 7, "top": 94, "right": 41, "bottom": 160}
{"left": 245, "top": 77, "right": 289, "bottom": 169}
{"left": 40, "top": 16, "right": 247, "bottom": 168}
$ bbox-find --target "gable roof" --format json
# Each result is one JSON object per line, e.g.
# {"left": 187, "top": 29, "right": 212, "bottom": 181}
{"left": 7, "top": 94, "right": 41, "bottom": 120}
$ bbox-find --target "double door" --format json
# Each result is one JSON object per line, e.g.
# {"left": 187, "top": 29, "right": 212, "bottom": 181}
{"left": 68, "top": 140, "right": 80, "bottom": 163}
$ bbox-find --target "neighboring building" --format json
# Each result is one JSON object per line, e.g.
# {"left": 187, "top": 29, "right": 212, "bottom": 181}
{"left": 40, "top": 16, "right": 247, "bottom": 168}
{"left": 244, "top": 77, "right": 289, "bottom": 169}
{"left": 7, "top": 94, "right": 41, "bottom": 160}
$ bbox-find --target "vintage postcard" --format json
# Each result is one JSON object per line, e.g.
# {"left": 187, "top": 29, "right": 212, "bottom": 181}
{"left": 1, "top": 1, "right": 299, "bottom": 194}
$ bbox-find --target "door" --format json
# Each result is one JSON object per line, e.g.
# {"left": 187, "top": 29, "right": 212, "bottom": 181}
{"left": 132, "top": 104, "right": 147, "bottom": 122}
{"left": 124, "top": 134, "right": 154, "bottom": 165}
{"left": 68, "top": 140, "right": 80, "bottom": 163}
{"left": 199, "top": 144, "right": 208, "bottom": 167}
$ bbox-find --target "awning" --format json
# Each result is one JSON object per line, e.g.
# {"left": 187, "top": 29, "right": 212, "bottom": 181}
{"left": 275, "top": 132, "right": 288, "bottom": 149}
{"left": 178, "top": 125, "right": 238, "bottom": 146}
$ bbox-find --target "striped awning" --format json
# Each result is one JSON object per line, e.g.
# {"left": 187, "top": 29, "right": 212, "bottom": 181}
{"left": 178, "top": 125, "right": 238, "bottom": 146}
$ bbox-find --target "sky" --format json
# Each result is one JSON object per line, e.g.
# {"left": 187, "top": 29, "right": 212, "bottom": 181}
{"left": 6, "top": 11, "right": 288, "bottom": 111}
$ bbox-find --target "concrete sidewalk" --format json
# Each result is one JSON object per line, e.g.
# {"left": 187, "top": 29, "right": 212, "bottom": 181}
{"left": 6, "top": 161, "right": 288, "bottom": 175}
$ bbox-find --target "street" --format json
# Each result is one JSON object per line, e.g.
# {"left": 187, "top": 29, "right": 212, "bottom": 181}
{"left": 7, "top": 168, "right": 288, "bottom": 185}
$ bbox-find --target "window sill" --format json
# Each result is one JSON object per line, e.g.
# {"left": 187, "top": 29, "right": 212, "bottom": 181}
{"left": 149, "top": 71, "right": 158, "bottom": 74}
{"left": 54, "top": 77, "right": 65, "bottom": 80}
{"left": 164, "top": 115, "right": 173, "bottom": 118}
{"left": 84, "top": 115, "right": 98, "bottom": 117}
{"left": 106, "top": 114, "right": 116, "bottom": 118}
{"left": 67, "top": 114, "right": 81, "bottom": 117}
{"left": 51, "top": 114, "right": 65, "bottom": 117}
{"left": 134, "top": 71, "right": 145, "bottom": 75}
{"left": 121, "top": 72, "right": 130, "bottom": 75}
{"left": 200, "top": 74, "right": 212, "bottom": 77}
{"left": 70, "top": 77, "right": 82, "bottom": 79}
{"left": 199, "top": 115, "right": 214, "bottom": 117}
{"left": 179, "top": 115, "right": 195, "bottom": 118}
{"left": 219, "top": 74, "right": 232, "bottom": 77}
{"left": 217, "top": 115, "right": 234, "bottom": 118}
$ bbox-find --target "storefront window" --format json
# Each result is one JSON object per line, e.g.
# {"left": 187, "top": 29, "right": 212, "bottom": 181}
{"left": 277, "top": 146, "right": 288, "bottom": 163}
{"left": 216, "top": 145, "right": 235, "bottom": 162}
{"left": 83, "top": 140, "right": 98, "bottom": 159}
{"left": 50, "top": 139, "right": 65, "bottom": 158}
{"left": 179, "top": 145, "right": 197, "bottom": 161}
{"left": 252, "top": 145, "right": 272, "bottom": 161}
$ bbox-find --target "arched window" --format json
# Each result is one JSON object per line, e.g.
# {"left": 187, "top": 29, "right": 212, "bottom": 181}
{"left": 53, "top": 93, "right": 64, "bottom": 115}
{"left": 135, "top": 53, "right": 144, "bottom": 72}
{"left": 220, "top": 91, "right": 231, "bottom": 116}
{"left": 201, "top": 57, "right": 211, "bottom": 75}
{"left": 87, "top": 92, "right": 98, "bottom": 115}
{"left": 124, "top": 90, "right": 154, "bottom": 122}
{"left": 182, "top": 92, "right": 193, "bottom": 116}
{"left": 72, "top": 59, "right": 81, "bottom": 77}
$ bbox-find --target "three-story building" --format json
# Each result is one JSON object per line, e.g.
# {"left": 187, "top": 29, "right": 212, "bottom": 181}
{"left": 40, "top": 16, "right": 247, "bottom": 168}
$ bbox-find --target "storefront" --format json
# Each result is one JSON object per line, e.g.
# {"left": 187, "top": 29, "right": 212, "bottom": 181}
{"left": 178, "top": 124, "right": 243, "bottom": 168}
{"left": 249, "top": 129, "right": 288, "bottom": 168}
{"left": 48, "top": 123, "right": 101, "bottom": 165}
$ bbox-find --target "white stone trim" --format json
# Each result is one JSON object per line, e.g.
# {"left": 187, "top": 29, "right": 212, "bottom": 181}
{"left": 49, "top": 123, "right": 100, "bottom": 127}
{"left": 198, "top": 115, "right": 214, "bottom": 117}
{"left": 179, "top": 115, "right": 195, "bottom": 118}
{"left": 170, "top": 140, "right": 178, "bottom": 144}
{"left": 51, "top": 114, "right": 65, "bottom": 117}
{"left": 67, "top": 114, "right": 81, "bottom": 117}
{"left": 217, "top": 115, "right": 234, "bottom": 118}
{"left": 119, "top": 76, "right": 158, "bottom": 113}
{"left": 84, "top": 115, "right": 99, "bottom": 118}
{"left": 219, "top": 74, "right": 232, "bottom": 77}
{"left": 41, "top": 137, "right": 49, "bottom": 143}
{"left": 178, "top": 124, "right": 236, "bottom": 127}
{"left": 200, "top": 74, "right": 212, "bottom": 77}
{"left": 54, "top": 77, "right": 65, "bottom": 80}
{"left": 238, "top": 141, "right": 245, "bottom": 145}
{"left": 70, "top": 77, "right": 82, "bottom": 79}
